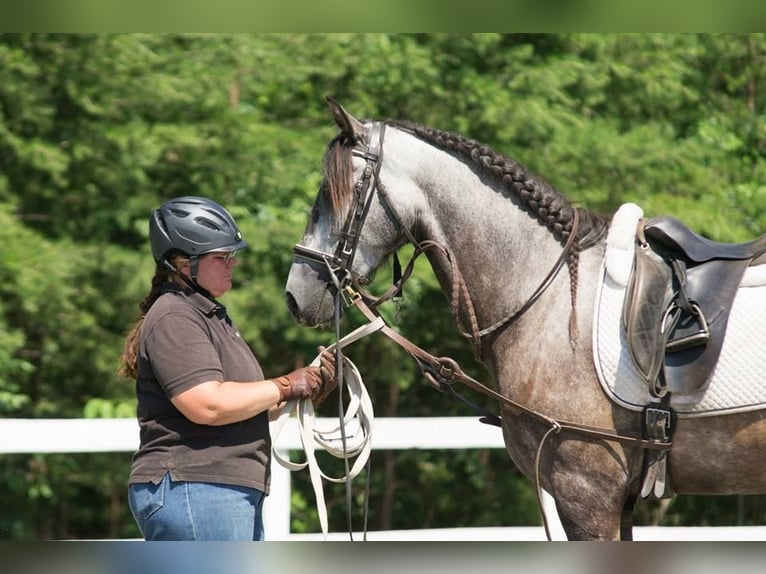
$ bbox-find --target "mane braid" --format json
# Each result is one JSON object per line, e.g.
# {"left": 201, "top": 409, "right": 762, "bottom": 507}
{"left": 388, "top": 120, "right": 609, "bottom": 249}
{"left": 388, "top": 119, "right": 610, "bottom": 345}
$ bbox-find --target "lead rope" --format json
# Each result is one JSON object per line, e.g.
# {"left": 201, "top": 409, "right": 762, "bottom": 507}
{"left": 334, "top": 276, "right": 354, "bottom": 539}
{"left": 270, "top": 318, "right": 383, "bottom": 539}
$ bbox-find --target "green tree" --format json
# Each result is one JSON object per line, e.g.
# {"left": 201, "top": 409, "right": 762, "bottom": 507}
{"left": 2, "top": 33, "right": 766, "bottom": 539}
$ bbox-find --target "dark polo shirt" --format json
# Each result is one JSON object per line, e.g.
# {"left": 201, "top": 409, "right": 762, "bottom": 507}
{"left": 129, "top": 284, "right": 271, "bottom": 493}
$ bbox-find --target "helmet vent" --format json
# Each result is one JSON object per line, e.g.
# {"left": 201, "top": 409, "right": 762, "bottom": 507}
{"left": 156, "top": 214, "right": 169, "bottom": 235}
{"left": 195, "top": 217, "right": 222, "bottom": 231}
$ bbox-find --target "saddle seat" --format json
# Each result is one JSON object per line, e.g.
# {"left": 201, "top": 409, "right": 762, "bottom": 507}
{"left": 623, "top": 215, "right": 766, "bottom": 398}
{"left": 645, "top": 216, "right": 766, "bottom": 264}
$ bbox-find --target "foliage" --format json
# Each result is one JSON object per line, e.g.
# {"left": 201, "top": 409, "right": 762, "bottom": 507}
{"left": 1, "top": 33, "right": 766, "bottom": 539}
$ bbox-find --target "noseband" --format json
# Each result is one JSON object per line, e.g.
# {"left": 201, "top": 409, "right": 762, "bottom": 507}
{"left": 293, "top": 122, "right": 388, "bottom": 291}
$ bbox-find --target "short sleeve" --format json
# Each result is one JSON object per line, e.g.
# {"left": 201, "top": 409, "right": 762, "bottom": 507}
{"left": 143, "top": 310, "right": 224, "bottom": 398}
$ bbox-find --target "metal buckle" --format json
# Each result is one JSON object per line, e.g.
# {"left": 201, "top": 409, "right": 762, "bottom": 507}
{"left": 420, "top": 357, "right": 460, "bottom": 392}
{"left": 644, "top": 406, "right": 672, "bottom": 442}
{"left": 436, "top": 357, "right": 460, "bottom": 384}
{"left": 342, "top": 285, "right": 361, "bottom": 306}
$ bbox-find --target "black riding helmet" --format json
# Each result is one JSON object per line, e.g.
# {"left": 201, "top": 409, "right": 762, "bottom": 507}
{"left": 149, "top": 196, "right": 247, "bottom": 279}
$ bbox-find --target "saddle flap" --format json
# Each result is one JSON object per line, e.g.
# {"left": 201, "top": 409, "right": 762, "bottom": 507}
{"left": 662, "top": 258, "right": 750, "bottom": 395}
{"left": 622, "top": 240, "right": 673, "bottom": 388}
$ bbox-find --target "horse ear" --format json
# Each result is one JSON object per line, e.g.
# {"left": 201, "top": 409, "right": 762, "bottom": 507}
{"left": 326, "top": 96, "right": 366, "bottom": 143}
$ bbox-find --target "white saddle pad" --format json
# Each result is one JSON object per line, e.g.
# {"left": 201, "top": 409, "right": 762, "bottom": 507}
{"left": 592, "top": 203, "right": 766, "bottom": 418}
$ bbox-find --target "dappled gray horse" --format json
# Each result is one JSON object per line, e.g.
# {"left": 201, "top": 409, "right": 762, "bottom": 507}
{"left": 285, "top": 98, "right": 766, "bottom": 540}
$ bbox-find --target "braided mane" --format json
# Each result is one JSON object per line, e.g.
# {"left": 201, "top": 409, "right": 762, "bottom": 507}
{"left": 388, "top": 119, "right": 609, "bottom": 249}
{"left": 384, "top": 120, "right": 610, "bottom": 342}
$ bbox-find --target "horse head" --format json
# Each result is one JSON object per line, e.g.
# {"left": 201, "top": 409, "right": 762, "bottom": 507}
{"left": 285, "top": 98, "right": 417, "bottom": 327}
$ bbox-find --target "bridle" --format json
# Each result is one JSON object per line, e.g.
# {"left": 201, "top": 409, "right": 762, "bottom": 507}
{"left": 292, "top": 120, "right": 673, "bottom": 540}
{"left": 293, "top": 121, "right": 393, "bottom": 292}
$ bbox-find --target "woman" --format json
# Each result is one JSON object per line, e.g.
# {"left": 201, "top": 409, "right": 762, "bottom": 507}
{"left": 120, "top": 196, "right": 334, "bottom": 541}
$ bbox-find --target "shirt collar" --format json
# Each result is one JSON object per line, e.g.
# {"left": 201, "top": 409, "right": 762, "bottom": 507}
{"left": 162, "top": 282, "right": 230, "bottom": 323}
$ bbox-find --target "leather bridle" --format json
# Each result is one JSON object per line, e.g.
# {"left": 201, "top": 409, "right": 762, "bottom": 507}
{"left": 293, "top": 122, "right": 391, "bottom": 291}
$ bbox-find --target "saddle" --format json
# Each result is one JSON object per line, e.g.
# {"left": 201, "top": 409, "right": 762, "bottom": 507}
{"left": 623, "top": 215, "right": 766, "bottom": 398}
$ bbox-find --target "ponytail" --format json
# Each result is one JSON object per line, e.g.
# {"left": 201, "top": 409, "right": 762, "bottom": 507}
{"left": 118, "top": 258, "right": 183, "bottom": 379}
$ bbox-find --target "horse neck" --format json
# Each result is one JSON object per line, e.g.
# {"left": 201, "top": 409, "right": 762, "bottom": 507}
{"left": 387, "top": 130, "right": 575, "bottom": 335}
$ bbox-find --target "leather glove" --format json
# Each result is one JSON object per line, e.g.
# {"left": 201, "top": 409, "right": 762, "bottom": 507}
{"left": 314, "top": 346, "right": 339, "bottom": 405}
{"left": 272, "top": 366, "right": 323, "bottom": 403}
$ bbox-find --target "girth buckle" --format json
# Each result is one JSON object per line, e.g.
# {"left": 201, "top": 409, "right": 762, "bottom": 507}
{"left": 644, "top": 406, "right": 672, "bottom": 442}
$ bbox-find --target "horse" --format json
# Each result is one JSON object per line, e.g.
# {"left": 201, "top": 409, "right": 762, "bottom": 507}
{"left": 284, "top": 97, "right": 766, "bottom": 540}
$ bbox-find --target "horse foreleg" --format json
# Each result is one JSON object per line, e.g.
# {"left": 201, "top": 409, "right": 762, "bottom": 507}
{"left": 553, "top": 487, "right": 636, "bottom": 540}
{"left": 550, "top": 455, "right": 634, "bottom": 540}
{"left": 552, "top": 481, "right": 637, "bottom": 540}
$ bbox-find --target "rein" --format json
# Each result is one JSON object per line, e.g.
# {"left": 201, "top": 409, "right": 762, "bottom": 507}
{"left": 356, "top": 202, "right": 582, "bottom": 361}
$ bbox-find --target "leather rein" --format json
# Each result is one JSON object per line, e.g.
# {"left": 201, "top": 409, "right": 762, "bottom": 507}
{"left": 293, "top": 121, "right": 672, "bottom": 537}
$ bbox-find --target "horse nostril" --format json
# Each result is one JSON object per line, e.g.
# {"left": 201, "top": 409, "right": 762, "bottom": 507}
{"left": 285, "top": 292, "right": 299, "bottom": 318}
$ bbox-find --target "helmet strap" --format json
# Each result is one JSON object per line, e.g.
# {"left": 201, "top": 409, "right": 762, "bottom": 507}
{"left": 162, "top": 257, "right": 199, "bottom": 292}
{"left": 160, "top": 256, "right": 228, "bottom": 322}
{"left": 189, "top": 255, "right": 200, "bottom": 282}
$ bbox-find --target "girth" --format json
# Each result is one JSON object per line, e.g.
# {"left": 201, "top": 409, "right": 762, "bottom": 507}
{"left": 623, "top": 215, "right": 766, "bottom": 397}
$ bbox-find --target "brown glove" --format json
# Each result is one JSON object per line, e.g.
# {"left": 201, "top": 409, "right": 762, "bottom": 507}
{"left": 272, "top": 366, "right": 322, "bottom": 403}
{"left": 314, "top": 346, "right": 339, "bottom": 405}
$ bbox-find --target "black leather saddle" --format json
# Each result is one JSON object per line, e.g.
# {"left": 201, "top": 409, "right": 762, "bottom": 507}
{"left": 622, "top": 216, "right": 766, "bottom": 397}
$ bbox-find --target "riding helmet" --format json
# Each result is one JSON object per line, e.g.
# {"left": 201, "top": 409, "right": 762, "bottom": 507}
{"left": 149, "top": 196, "right": 247, "bottom": 263}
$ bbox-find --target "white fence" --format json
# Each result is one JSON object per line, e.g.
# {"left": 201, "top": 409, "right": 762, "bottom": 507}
{"left": 0, "top": 417, "right": 763, "bottom": 541}
{"left": 0, "top": 416, "right": 526, "bottom": 539}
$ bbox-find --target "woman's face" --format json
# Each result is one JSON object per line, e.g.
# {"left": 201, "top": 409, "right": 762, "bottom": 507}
{"left": 182, "top": 251, "right": 240, "bottom": 297}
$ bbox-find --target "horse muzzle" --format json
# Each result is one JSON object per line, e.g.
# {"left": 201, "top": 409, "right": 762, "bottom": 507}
{"left": 285, "top": 263, "right": 341, "bottom": 327}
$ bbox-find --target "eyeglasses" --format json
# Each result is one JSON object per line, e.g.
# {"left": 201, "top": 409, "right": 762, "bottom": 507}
{"left": 209, "top": 251, "right": 238, "bottom": 264}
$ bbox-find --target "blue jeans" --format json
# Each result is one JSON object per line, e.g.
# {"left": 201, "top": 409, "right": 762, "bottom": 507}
{"left": 128, "top": 473, "right": 265, "bottom": 541}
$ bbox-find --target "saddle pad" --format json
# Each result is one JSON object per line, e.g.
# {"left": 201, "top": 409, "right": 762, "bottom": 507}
{"left": 593, "top": 204, "right": 766, "bottom": 417}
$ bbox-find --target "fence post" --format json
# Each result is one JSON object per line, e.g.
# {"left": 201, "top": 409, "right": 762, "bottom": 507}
{"left": 264, "top": 450, "right": 293, "bottom": 540}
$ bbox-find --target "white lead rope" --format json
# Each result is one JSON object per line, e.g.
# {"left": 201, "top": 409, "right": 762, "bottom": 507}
{"left": 271, "top": 317, "right": 385, "bottom": 538}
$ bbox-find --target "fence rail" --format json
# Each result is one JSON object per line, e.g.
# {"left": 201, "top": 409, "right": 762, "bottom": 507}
{"left": 0, "top": 416, "right": 520, "bottom": 539}
{"left": 1, "top": 417, "right": 762, "bottom": 541}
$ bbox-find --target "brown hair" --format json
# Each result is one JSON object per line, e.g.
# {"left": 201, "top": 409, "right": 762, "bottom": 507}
{"left": 118, "top": 255, "right": 187, "bottom": 379}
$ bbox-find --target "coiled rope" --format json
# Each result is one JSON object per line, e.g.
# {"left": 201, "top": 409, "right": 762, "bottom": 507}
{"left": 270, "top": 317, "right": 385, "bottom": 539}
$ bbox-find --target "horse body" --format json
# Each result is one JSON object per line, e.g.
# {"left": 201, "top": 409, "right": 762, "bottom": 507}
{"left": 285, "top": 99, "right": 766, "bottom": 540}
